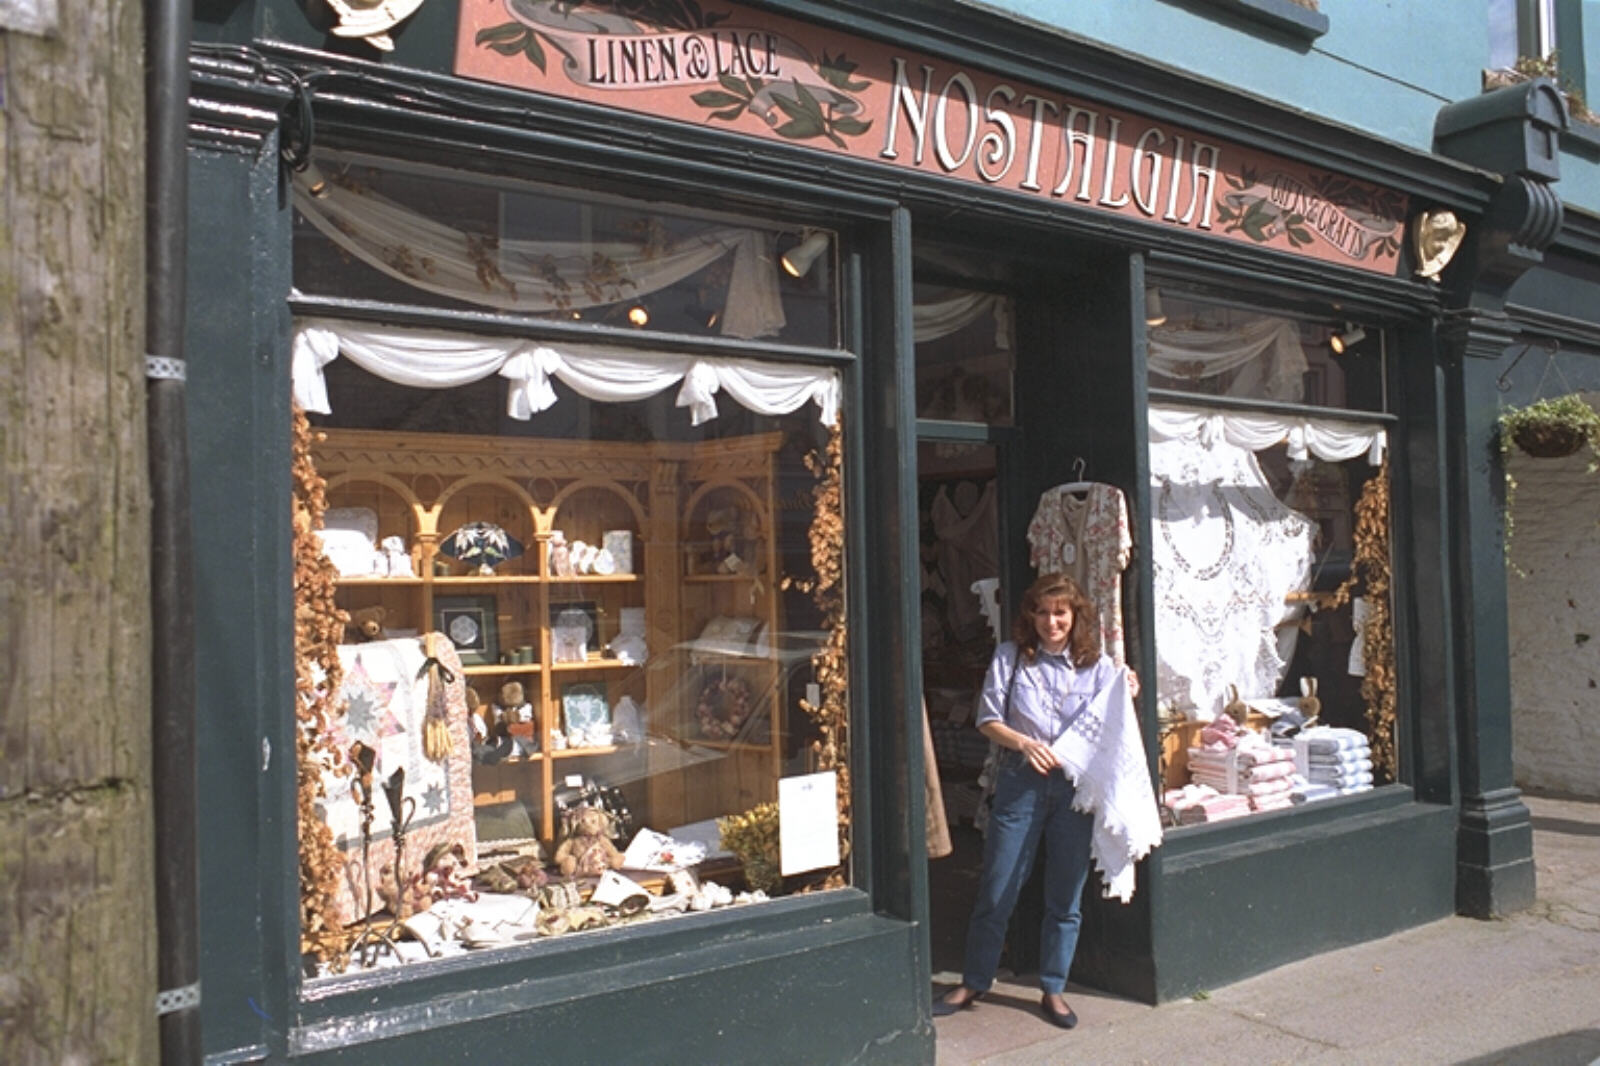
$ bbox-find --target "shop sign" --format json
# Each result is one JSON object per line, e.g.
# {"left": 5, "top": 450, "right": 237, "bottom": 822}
{"left": 455, "top": 0, "right": 1405, "bottom": 276}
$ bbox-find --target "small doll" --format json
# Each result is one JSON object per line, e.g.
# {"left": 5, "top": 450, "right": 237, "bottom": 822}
{"left": 380, "top": 535, "right": 414, "bottom": 577}
{"left": 496, "top": 681, "right": 534, "bottom": 725}
{"left": 554, "top": 806, "right": 625, "bottom": 877}
{"left": 548, "top": 531, "right": 574, "bottom": 578}
{"left": 420, "top": 842, "right": 478, "bottom": 904}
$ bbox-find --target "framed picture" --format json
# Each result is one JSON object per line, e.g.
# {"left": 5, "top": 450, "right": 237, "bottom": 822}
{"left": 548, "top": 600, "right": 599, "bottom": 643}
{"left": 561, "top": 682, "right": 611, "bottom": 738}
{"left": 434, "top": 595, "right": 498, "bottom": 666}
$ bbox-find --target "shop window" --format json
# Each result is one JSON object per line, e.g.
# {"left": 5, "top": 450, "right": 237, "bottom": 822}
{"left": 912, "top": 284, "right": 1015, "bottom": 428}
{"left": 288, "top": 162, "right": 852, "bottom": 980}
{"left": 291, "top": 149, "right": 839, "bottom": 348}
{"left": 1147, "top": 291, "right": 1396, "bottom": 828}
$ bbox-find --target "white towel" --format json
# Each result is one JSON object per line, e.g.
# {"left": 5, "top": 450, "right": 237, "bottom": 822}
{"left": 1049, "top": 668, "right": 1163, "bottom": 903}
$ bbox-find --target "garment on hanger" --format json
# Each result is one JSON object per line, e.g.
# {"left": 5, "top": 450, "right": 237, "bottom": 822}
{"left": 1026, "top": 482, "right": 1133, "bottom": 663}
{"left": 931, "top": 480, "right": 999, "bottom": 643}
{"left": 1148, "top": 434, "right": 1314, "bottom": 719}
{"left": 922, "top": 698, "right": 953, "bottom": 859}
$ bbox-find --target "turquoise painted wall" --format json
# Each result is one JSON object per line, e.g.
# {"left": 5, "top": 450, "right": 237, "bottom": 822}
{"left": 963, "top": 0, "right": 1600, "bottom": 215}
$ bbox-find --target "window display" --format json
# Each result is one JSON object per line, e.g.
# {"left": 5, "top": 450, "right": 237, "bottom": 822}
{"left": 290, "top": 162, "right": 852, "bottom": 978}
{"left": 1147, "top": 292, "right": 1396, "bottom": 827}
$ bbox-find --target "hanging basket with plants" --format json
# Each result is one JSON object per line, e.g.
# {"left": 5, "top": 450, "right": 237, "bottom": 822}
{"left": 1499, "top": 394, "right": 1600, "bottom": 460}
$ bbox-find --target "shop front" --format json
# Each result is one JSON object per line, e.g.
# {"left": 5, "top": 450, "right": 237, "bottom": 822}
{"left": 186, "top": 2, "right": 1555, "bottom": 1062}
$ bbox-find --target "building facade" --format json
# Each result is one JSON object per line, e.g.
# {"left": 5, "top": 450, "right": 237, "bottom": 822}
{"left": 184, "top": 1, "right": 1600, "bottom": 1062}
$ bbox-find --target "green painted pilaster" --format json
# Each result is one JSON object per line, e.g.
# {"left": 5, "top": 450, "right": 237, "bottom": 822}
{"left": 1439, "top": 309, "right": 1537, "bottom": 918}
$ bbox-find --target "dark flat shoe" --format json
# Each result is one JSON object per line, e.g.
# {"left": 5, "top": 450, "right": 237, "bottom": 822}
{"left": 931, "top": 987, "right": 985, "bottom": 1017}
{"left": 1040, "top": 995, "right": 1078, "bottom": 1029}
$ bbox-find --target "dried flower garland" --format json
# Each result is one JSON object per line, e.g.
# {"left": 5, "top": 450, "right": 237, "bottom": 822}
{"left": 1325, "top": 461, "right": 1397, "bottom": 782}
{"left": 783, "top": 421, "right": 850, "bottom": 868}
{"left": 292, "top": 405, "right": 352, "bottom": 965}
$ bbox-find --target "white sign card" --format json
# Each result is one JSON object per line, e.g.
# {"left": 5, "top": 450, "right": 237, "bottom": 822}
{"left": 778, "top": 771, "right": 840, "bottom": 876}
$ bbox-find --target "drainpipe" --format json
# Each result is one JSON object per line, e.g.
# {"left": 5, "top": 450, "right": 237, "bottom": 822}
{"left": 146, "top": 0, "right": 200, "bottom": 1061}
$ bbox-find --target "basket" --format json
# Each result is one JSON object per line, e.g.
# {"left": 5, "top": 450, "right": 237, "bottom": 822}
{"left": 1511, "top": 420, "right": 1590, "bottom": 458}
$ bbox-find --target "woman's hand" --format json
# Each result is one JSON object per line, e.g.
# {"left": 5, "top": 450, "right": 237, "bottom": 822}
{"left": 1019, "top": 736, "right": 1060, "bottom": 774}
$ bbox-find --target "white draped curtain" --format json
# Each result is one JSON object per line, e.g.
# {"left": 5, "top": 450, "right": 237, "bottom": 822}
{"left": 1147, "top": 404, "right": 1387, "bottom": 466}
{"left": 293, "top": 319, "right": 839, "bottom": 426}
{"left": 292, "top": 163, "right": 787, "bottom": 340}
{"left": 912, "top": 291, "right": 1011, "bottom": 349}
{"left": 1148, "top": 317, "right": 1307, "bottom": 402}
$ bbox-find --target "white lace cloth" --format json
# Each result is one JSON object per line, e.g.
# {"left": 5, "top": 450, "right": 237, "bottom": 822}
{"left": 1149, "top": 430, "right": 1315, "bottom": 720}
{"left": 1047, "top": 668, "right": 1162, "bottom": 902}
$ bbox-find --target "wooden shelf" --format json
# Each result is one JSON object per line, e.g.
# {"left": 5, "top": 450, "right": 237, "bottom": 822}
{"left": 546, "top": 573, "right": 642, "bottom": 584}
{"left": 312, "top": 426, "right": 786, "bottom": 848}
{"left": 433, "top": 574, "right": 543, "bottom": 585}
{"left": 551, "top": 745, "right": 621, "bottom": 758}
{"left": 334, "top": 576, "right": 425, "bottom": 587}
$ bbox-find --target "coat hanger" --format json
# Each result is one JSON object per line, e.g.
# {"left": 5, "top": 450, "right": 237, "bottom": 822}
{"left": 1057, "top": 457, "right": 1093, "bottom": 496}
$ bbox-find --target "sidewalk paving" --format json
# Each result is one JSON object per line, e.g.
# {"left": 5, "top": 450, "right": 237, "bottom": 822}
{"left": 933, "top": 793, "right": 1600, "bottom": 1066}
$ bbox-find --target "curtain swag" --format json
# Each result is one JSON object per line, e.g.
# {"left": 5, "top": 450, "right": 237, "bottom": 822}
{"left": 292, "top": 319, "right": 840, "bottom": 426}
{"left": 292, "top": 164, "right": 787, "bottom": 340}
{"left": 1148, "top": 403, "right": 1387, "bottom": 465}
{"left": 1148, "top": 317, "right": 1307, "bottom": 402}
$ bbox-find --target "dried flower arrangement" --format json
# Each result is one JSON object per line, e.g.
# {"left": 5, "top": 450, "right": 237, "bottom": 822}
{"left": 717, "top": 802, "right": 781, "bottom": 895}
{"left": 292, "top": 405, "right": 353, "bottom": 966}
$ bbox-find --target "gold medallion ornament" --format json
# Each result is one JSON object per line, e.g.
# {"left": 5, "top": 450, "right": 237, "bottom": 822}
{"left": 325, "top": 0, "right": 425, "bottom": 52}
{"left": 1411, "top": 209, "right": 1466, "bottom": 281}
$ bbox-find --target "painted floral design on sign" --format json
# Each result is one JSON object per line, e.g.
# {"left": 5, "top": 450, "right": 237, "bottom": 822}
{"left": 456, "top": 0, "right": 1405, "bottom": 276}
{"left": 472, "top": 0, "right": 874, "bottom": 147}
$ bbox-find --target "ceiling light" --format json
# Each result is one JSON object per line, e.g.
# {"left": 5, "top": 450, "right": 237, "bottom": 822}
{"left": 781, "top": 231, "right": 831, "bottom": 278}
{"left": 1330, "top": 324, "right": 1366, "bottom": 354}
{"left": 627, "top": 305, "right": 649, "bottom": 327}
{"left": 1145, "top": 288, "right": 1167, "bottom": 327}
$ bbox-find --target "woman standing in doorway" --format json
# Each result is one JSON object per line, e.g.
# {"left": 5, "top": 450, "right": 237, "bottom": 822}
{"left": 932, "top": 572, "right": 1122, "bottom": 1030}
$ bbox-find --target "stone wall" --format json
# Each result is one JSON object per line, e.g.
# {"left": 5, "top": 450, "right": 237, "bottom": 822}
{"left": 1506, "top": 414, "right": 1600, "bottom": 799}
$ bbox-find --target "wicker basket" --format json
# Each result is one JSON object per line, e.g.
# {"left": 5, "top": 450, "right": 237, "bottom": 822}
{"left": 1511, "top": 420, "right": 1591, "bottom": 459}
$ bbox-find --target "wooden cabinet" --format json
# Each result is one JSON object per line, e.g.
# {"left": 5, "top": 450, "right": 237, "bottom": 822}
{"left": 312, "top": 427, "right": 787, "bottom": 848}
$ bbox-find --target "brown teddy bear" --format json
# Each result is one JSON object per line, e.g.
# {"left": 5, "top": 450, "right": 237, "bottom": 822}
{"left": 554, "top": 805, "right": 625, "bottom": 878}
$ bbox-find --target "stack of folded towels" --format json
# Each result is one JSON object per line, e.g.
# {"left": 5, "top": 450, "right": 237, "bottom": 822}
{"left": 1186, "top": 731, "right": 1300, "bottom": 813}
{"left": 1162, "top": 783, "right": 1252, "bottom": 825}
{"left": 1295, "top": 727, "right": 1373, "bottom": 797}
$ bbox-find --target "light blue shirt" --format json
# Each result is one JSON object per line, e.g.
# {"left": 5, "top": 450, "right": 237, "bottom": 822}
{"left": 974, "top": 642, "right": 1117, "bottom": 744}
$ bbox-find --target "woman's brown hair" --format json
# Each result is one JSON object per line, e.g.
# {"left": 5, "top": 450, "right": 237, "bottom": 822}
{"left": 1011, "top": 573, "right": 1101, "bottom": 669}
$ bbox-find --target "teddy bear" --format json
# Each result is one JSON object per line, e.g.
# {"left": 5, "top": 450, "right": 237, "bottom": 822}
{"left": 554, "top": 805, "right": 625, "bottom": 878}
{"left": 343, "top": 604, "right": 387, "bottom": 643}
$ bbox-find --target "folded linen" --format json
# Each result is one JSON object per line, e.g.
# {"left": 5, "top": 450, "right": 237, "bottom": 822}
{"left": 1307, "top": 756, "right": 1373, "bottom": 775}
{"left": 1307, "top": 770, "right": 1373, "bottom": 788}
{"left": 1298, "top": 727, "right": 1368, "bottom": 755}
{"left": 1250, "top": 793, "right": 1294, "bottom": 812}
{"left": 1292, "top": 783, "right": 1339, "bottom": 803}
{"left": 1338, "top": 782, "right": 1374, "bottom": 795}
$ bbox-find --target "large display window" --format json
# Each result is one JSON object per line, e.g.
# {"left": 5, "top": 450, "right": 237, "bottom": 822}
{"left": 287, "top": 154, "right": 853, "bottom": 978}
{"left": 1146, "top": 290, "right": 1397, "bottom": 827}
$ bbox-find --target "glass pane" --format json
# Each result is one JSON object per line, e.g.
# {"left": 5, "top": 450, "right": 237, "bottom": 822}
{"left": 1147, "top": 291, "right": 1386, "bottom": 413}
{"left": 294, "top": 349, "right": 851, "bottom": 980}
{"left": 1152, "top": 418, "right": 1396, "bottom": 826}
{"left": 292, "top": 149, "right": 838, "bottom": 348}
{"left": 913, "top": 284, "right": 1014, "bottom": 425}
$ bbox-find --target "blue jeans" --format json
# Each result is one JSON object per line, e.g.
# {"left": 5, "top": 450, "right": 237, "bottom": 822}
{"left": 961, "top": 749, "right": 1095, "bottom": 995}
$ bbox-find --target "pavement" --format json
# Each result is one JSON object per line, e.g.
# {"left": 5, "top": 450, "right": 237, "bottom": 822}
{"left": 931, "top": 792, "right": 1600, "bottom": 1066}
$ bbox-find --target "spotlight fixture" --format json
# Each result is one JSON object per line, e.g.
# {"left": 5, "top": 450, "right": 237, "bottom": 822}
{"left": 781, "top": 231, "right": 831, "bottom": 278}
{"left": 1145, "top": 288, "right": 1167, "bottom": 327}
{"left": 1329, "top": 323, "right": 1366, "bottom": 355}
{"left": 626, "top": 304, "right": 650, "bottom": 327}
